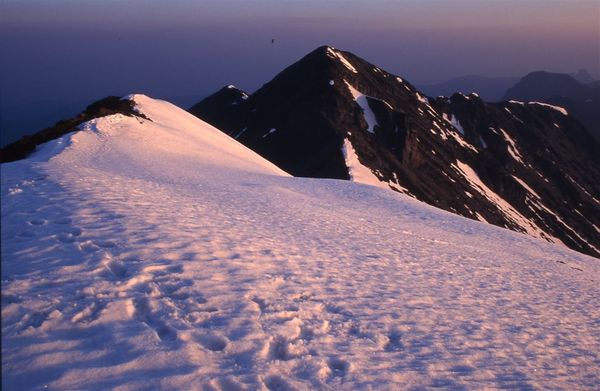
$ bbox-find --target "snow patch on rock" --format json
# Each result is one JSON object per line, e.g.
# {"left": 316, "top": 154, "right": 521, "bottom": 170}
{"left": 326, "top": 47, "right": 358, "bottom": 73}
{"left": 342, "top": 138, "right": 383, "bottom": 187}
{"left": 528, "top": 102, "right": 568, "bottom": 115}
{"left": 344, "top": 81, "right": 378, "bottom": 134}
{"left": 452, "top": 160, "right": 556, "bottom": 242}
{"left": 443, "top": 113, "right": 465, "bottom": 135}
{"left": 262, "top": 128, "right": 277, "bottom": 138}
{"left": 499, "top": 128, "right": 524, "bottom": 164}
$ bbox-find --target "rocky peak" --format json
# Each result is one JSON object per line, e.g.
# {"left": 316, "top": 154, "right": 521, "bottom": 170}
{"left": 190, "top": 46, "right": 600, "bottom": 257}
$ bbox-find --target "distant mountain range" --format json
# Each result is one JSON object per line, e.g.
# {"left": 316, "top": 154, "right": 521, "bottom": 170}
{"left": 416, "top": 75, "right": 520, "bottom": 102}
{"left": 190, "top": 46, "right": 600, "bottom": 257}
{"left": 571, "top": 68, "right": 597, "bottom": 84}
{"left": 417, "top": 69, "right": 600, "bottom": 141}
{"left": 503, "top": 71, "right": 600, "bottom": 141}
{"left": 416, "top": 69, "right": 598, "bottom": 103}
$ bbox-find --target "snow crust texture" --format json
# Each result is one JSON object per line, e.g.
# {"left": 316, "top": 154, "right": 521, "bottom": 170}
{"left": 2, "top": 95, "right": 599, "bottom": 390}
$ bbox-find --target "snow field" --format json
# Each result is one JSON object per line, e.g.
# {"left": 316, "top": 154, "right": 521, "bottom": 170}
{"left": 2, "top": 95, "right": 599, "bottom": 390}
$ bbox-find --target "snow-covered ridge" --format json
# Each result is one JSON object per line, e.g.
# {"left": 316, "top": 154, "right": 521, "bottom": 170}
{"left": 508, "top": 100, "right": 568, "bottom": 116}
{"left": 115, "top": 94, "right": 288, "bottom": 177}
{"left": 2, "top": 94, "right": 599, "bottom": 390}
{"left": 528, "top": 101, "right": 568, "bottom": 115}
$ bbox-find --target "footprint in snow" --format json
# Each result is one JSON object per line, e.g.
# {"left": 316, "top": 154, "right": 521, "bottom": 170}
{"left": 132, "top": 297, "right": 178, "bottom": 342}
{"left": 153, "top": 323, "right": 178, "bottom": 342}
{"left": 52, "top": 217, "right": 72, "bottom": 225}
{"left": 56, "top": 232, "right": 77, "bottom": 243}
{"left": 208, "top": 377, "right": 246, "bottom": 391}
{"left": 161, "top": 264, "right": 184, "bottom": 275}
{"left": 264, "top": 375, "right": 295, "bottom": 391}
{"left": 78, "top": 240, "right": 100, "bottom": 253}
{"left": 195, "top": 333, "right": 229, "bottom": 352}
{"left": 384, "top": 331, "right": 403, "bottom": 352}
{"left": 141, "top": 263, "right": 184, "bottom": 277}
{"left": 159, "top": 282, "right": 186, "bottom": 296}
{"left": 28, "top": 218, "right": 47, "bottom": 226}
{"left": 71, "top": 302, "right": 105, "bottom": 324}
{"left": 69, "top": 227, "right": 83, "bottom": 236}
{"left": 249, "top": 296, "right": 268, "bottom": 313}
{"left": 19, "top": 311, "right": 49, "bottom": 331}
{"left": 16, "top": 230, "right": 36, "bottom": 238}
{"left": 95, "top": 240, "right": 116, "bottom": 248}
{"left": 328, "top": 357, "right": 351, "bottom": 377}
{"left": 269, "top": 336, "right": 292, "bottom": 361}
{"left": 450, "top": 365, "right": 476, "bottom": 376}
{"left": 104, "top": 258, "right": 128, "bottom": 279}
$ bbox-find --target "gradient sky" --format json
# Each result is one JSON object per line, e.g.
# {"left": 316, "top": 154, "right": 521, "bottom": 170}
{"left": 1, "top": 0, "right": 599, "bottom": 144}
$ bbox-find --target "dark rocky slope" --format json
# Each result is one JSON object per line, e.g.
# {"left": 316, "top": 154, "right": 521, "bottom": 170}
{"left": 190, "top": 46, "right": 600, "bottom": 257}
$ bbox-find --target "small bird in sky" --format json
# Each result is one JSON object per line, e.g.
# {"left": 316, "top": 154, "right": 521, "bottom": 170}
{"left": 271, "top": 39, "right": 275, "bottom": 44}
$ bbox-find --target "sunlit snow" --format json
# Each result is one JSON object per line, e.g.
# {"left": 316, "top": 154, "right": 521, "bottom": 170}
{"left": 342, "top": 138, "right": 386, "bottom": 189}
{"left": 415, "top": 92, "right": 429, "bottom": 104}
{"left": 2, "top": 95, "right": 599, "bottom": 390}
{"left": 499, "top": 128, "right": 525, "bottom": 163}
{"left": 442, "top": 113, "right": 465, "bottom": 135}
{"left": 512, "top": 175, "right": 541, "bottom": 199}
{"left": 344, "top": 81, "right": 378, "bottom": 134}
{"left": 262, "top": 128, "right": 277, "bottom": 138}
{"left": 528, "top": 102, "right": 568, "bottom": 115}
{"left": 451, "top": 160, "right": 556, "bottom": 242}
{"left": 326, "top": 47, "right": 358, "bottom": 73}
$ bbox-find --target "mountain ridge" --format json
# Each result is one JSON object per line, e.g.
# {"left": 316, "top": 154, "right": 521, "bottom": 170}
{"left": 190, "top": 46, "right": 600, "bottom": 257}
{"left": 2, "top": 47, "right": 598, "bottom": 257}
{"left": 3, "top": 94, "right": 599, "bottom": 389}
{"left": 0, "top": 96, "right": 150, "bottom": 163}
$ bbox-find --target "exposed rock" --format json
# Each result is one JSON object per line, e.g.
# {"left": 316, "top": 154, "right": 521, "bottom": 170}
{"left": 190, "top": 46, "right": 600, "bottom": 257}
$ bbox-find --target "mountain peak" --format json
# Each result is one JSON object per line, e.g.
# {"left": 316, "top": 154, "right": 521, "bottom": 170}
{"left": 190, "top": 47, "right": 600, "bottom": 257}
{"left": 572, "top": 68, "right": 596, "bottom": 84}
{"left": 303, "top": 45, "right": 346, "bottom": 59}
{"left": 503, "top": 71, "right": 586, "bottom": 101}
{"left": 277, "top": 45, "right": 361, "bottom": 76}
{"left": 280, "top": 45, "right": 396, "bottom": 84}
{"left": 521, "top": 70, "right": 579, "bottom": 83}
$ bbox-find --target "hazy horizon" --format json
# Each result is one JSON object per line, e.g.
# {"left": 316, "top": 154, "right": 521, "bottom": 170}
{"left": 1, "top": 0, "right": 599, "bottom": 145}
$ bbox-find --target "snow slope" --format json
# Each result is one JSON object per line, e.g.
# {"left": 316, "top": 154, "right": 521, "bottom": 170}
{"left": 2, "top": 95, "right": 599, "bottom": 390}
